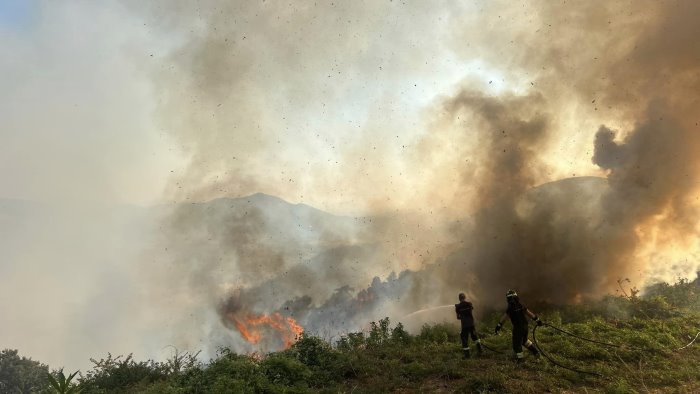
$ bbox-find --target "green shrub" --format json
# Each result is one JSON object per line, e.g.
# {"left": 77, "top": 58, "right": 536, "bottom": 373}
{"left": 80, "top": 354, "right": 168, "bottom": 392}
{"left": 390, "top": 322, "right": 412, "bottom": 345}
{"left": 260, "top": 354, "right": 311, "bottom": 387}
{"left": 47, "top": 369, "right": 81, "bottom": 394}
{"left": 366, "top": 317, "right": 391, "bottom": 348}
{"left": 645, "top": 278, "right": 700, "bottom": 309}
{"left": 336, "top": 332, "right": 365, "bottom": 351}
{"left": 138, "top": 381, "right": 184, "bottom": 394}
{"left": 172, "top": 366, "right": 207, "bottom": 394}
{"left": 418, "top": 322, "right": 459, "bottom": 344}
{"left": 207, "top": 375, "right": 253, "bottom": 394}
{"left": 0, "top": 349, "right": 50, "bottom": 394}
{"left": 290, "top": 333, "right": 334, "bottom": 368}
{"left": 205, "top": 349, "right": 258, "bottom": 381}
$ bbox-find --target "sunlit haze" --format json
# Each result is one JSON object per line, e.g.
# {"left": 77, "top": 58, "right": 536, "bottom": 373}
{"left": 1, "top": 0, "right": 699, "bottom": 371}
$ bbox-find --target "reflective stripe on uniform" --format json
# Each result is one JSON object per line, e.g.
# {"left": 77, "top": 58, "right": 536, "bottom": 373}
{"left": 515, "top": 352, "right": 524, "bottom": 359}
{"left": 524, "top": 340, "right": 533, "bottom": 347}
{"left": 462, "top": 347, "right": 470, "bottom": 350}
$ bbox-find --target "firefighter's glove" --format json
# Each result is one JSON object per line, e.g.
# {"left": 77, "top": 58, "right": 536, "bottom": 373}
{"left": 533, "top": 316, "right": 543, "bottom": 327}
{"left": 494, "top": 323, "right": 502, "bottom": 334}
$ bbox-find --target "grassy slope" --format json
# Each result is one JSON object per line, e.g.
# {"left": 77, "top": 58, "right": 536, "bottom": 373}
{"left": 75, "top": 282, "right": 700, "bottom": 394}
{"left": 316, "top": 313, "right": 700, "bottom": 393}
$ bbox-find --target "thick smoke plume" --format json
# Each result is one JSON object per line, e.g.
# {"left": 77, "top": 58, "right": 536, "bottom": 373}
{"left": 136, "top": 0, "right": 700, "bottom": 354}
{"left": 424, "top": 1, "right": 700, "bottom": 306}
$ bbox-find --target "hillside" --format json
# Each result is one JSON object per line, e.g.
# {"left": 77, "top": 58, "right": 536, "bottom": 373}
{"left": 5, "top": 181, "right": 700, "bottom": 393}
{"left": 3, "top": 278, "right": 700, "bottom": 393}
{"left": 3, "top": 186, "right": 700, "bottom": 392}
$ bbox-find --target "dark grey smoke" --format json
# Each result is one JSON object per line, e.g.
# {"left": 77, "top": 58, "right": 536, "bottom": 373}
{"left": 409, "top": 1, "right": 700, "bottom": 307}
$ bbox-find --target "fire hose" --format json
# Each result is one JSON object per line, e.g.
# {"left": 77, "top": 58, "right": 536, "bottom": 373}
{"left": 676, "top": 331, "right": 700, "bottom": 350}
{"left": 539, "top": 322, "right": 645, "bottom": 351}
{"left": 479, "top": 341, "right": 506, "bottom": 355}
{"left": 472, "top": 325, "right": 602, "bottom": 374}
{"left": 532, "top": 323, "right": 605, "bottom": 377}
{"left": 532, "top": 322, "right": 700, "bottom": 377}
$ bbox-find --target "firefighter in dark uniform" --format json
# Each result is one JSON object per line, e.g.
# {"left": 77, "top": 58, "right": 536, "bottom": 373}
{"left": 455, "top": 292, "right": 483, "bottom": 358}
{"left": 494, "top": 290, "right": 541, "bottom": 362}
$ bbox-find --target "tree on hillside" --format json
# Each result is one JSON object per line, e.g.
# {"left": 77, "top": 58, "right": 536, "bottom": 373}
{"left": 0, "top": 349, "right": 50, "bottom": 393}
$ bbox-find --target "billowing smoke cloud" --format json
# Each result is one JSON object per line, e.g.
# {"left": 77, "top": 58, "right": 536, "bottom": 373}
{"left": 133, "top": 0, "right": 464, "bottom": 212}
{"left": 132, "top": 0, "right": 700, "bottom": 355}
{"left": 413, "top": 0, "right": 700, "bottom": 307}
{"left": 131, "top": 0, "right": 466, "bottom": 354}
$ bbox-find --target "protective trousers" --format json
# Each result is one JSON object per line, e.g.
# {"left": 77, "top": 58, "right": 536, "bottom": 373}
{"left": 460, "top": 325, "right": 482, "bottom": 358}
{"left": 512, "top": 324, "right": 538, "bottom": 360}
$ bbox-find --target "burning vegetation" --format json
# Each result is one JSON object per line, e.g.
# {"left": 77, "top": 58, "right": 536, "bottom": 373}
{"left": 218, "top": 294, "right": 304, "bottom": 350}
{"left": 224, "top": 312, "right": 303, "bottom": 349}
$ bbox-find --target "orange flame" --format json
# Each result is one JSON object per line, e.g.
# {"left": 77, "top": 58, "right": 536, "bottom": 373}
{"left": 230, "top": 312, "right": 304, "bottom": 349}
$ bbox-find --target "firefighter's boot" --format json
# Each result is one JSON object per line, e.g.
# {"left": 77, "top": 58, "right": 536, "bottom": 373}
{"left": 515, "top": 352, "right": 525, "bottom": 363}
{"left": 525, "top": 340, "right": 540, "bottom": 357}
{"left": 462, "top": 348, "right": 471, "bottom": 359}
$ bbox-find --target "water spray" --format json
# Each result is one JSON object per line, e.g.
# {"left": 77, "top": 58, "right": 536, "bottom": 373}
{"left": 401, "top": 305, "right": 453, "bottom": 319}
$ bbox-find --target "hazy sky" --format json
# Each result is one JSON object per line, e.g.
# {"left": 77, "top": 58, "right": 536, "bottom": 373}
{"left": 0, "top": 0, "right": 179, "bottom": 205}
{"left": 0, "top": 0, "right": 604, "bottom": 212}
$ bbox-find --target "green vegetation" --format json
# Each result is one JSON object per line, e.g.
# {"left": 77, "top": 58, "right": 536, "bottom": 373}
{"left": 3, "top": 278, "right": 700, "bottom": 393}
{"left": 47, "top": 369, "right": 81, "bottom": 394}
{"left": 0, "top": 349, "right": 49, "bottom": 393}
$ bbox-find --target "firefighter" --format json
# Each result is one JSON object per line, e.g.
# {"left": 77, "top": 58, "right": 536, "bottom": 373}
{"left": 494, "top": 290, "right": 542, "bottom": 362}
{"left": 455, "top": 292, "right": 483, "bottom": 358}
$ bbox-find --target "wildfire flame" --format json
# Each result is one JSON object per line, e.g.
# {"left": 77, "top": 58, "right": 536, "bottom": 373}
{"left": 229, "top": 312, "right": 304, "bottom": 349}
